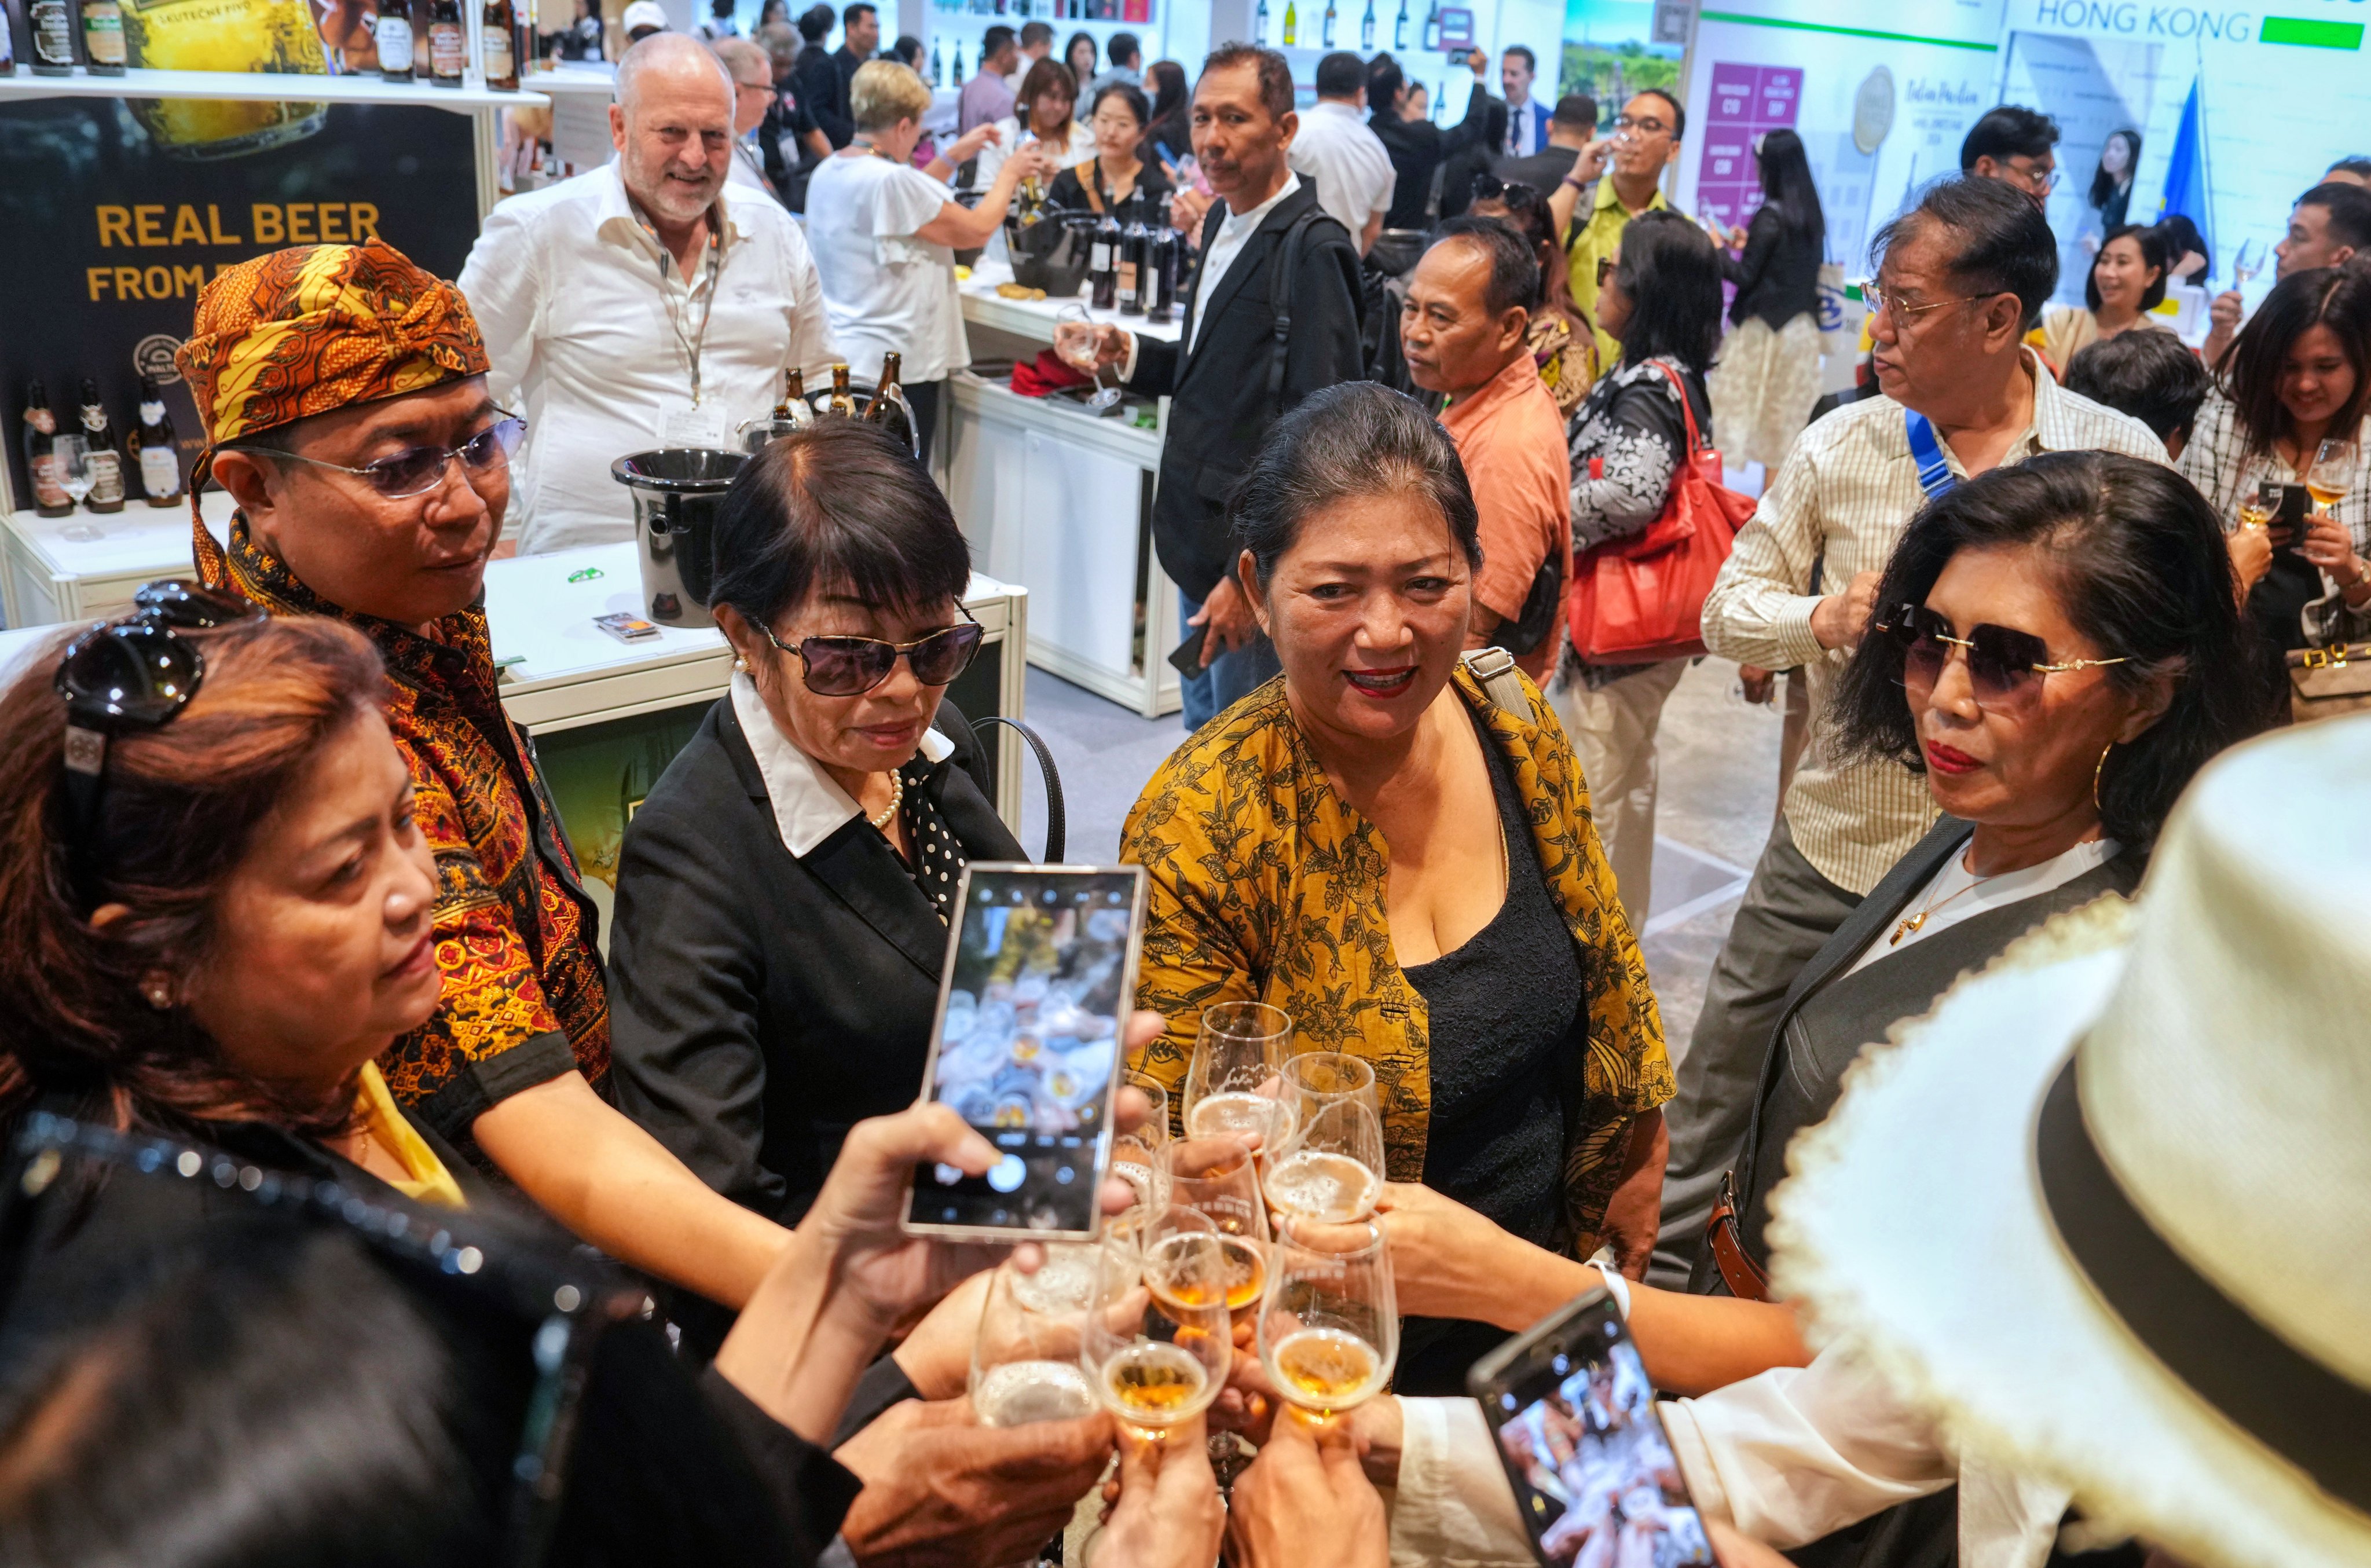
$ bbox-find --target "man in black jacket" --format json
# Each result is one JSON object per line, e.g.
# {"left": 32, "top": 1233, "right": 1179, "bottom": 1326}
{"left": 1072, "top": 45, "right": 1367, "bottom": 730}
{"left": 790, "top": 2, "right": 850, "bottom": 146}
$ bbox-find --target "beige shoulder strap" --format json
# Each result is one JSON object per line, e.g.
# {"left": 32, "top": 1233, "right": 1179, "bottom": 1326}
{"left": 1461, "top": 647, "right": 1531, "bottom": 719}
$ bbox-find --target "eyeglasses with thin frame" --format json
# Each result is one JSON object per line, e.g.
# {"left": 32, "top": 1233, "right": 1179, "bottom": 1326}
{"left": 1863, "top": 285, "right": 1993, "bottom": 329}
{"left": 2002, "top": 158, "right": 2060, "bottom": 194}
{"left": 1878, "top": 603, "right": 2127, "bottom": 709}
{"left": 235, "top": 413, "right": 527, "bottom": 500}
{"left": 761, "top": 607, "right": 985, "bottom": 696}
{"left": 1614, "top": 112, "right": 1669, "bottom": 137}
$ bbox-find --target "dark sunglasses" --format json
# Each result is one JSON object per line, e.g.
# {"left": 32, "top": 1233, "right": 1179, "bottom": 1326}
{"left": 55, "top": 580, "right": 266, "bottom": 895}
{"left": 763, "top": 610, "right": 985, "bottom": 696}
{"left": 1468, "top": 172, "right": 1543, "bottom": 210}
{"left": 1878, "top": 603, "right": 2127, "bottom": 706}
{"left": 238, "top": 414, "right": 527, "bottom": 500}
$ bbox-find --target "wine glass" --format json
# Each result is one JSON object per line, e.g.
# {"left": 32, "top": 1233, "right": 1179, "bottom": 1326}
{"left": 1053, "top": 303, "right": 1124, "bottom": 411}
{"left": 1181, "top": 1001, "right": 1293, "bottom": 1148}
{"left": 970, "top": 1255, "right": 1101, "bottom": 1428}
{"left": 1280, "top": 1052, "right": 1379, "bottom": 1127}
{"left": 2306, "top": 437, "right": 2356, "bottom": 516}
{"left": 2231, "top": 237, "right": 2266, "bottom": 288}
{"left": 1255, "top": 1216, "right": 1398, "bottom": 1425}
{"left": 52, "top": 434, "right": 102, "bottom": 540}
{"left": 1262, "top": 1098, "right": 1385, "bottom": 1225}
{"left": 1111, "top": 1069, "right": 1171, "bottom": 1216}
{"left": 1082, "top": 1204, "right": 1234, "bottom": 1442}
{"left": 1161, "top": 1134, "right": 1272, "bottom": 1311}
{"left": 2236, "top": 477, "right": 2278, "bottom": 536}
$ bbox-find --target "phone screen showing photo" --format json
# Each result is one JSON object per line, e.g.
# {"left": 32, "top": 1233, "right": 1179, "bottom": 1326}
{"left": 1487, "top": 1306, "right": 1715, "bottom": 1567}
{"left": 907, "top": 866, "right": 1144, "bottom": 1234}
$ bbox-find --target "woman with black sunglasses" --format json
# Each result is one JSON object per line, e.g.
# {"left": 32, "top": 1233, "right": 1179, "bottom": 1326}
{"left": 1701, "top": 449, "right": 2267, "bottom": 1302}
{"left": 606, "top": 419, "right": 1023, "bottom": 1358}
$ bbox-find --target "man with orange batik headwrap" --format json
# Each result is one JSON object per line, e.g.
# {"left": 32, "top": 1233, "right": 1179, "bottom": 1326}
{"left": 180, "top": 238, "right": 792, "bottom": 1316}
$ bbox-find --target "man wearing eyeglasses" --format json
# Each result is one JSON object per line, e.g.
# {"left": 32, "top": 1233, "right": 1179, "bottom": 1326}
{"left": 1654, "top": 175, "right": 2167, "bottom": 1290}
{"left": 1958, "top": 105, "right": 2061, "bottom": 210}
{"left": 181, "top": 238, "right": 805, "bottom": 1342}
{"left": 459, "top": 32, "right": 838, "bottom": 556}
{"left": 1562, "top": 89, "right": 1679, "bottom": 382}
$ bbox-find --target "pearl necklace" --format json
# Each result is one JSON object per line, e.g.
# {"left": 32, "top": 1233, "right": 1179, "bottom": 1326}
{"left": 868, "top": 768, "right": 904, "bottom": 831}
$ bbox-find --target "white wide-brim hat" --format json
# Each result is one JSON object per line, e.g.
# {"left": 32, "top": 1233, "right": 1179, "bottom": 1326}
{"left": 1765, "top": 715, "right": 2371, "bottom": 1568}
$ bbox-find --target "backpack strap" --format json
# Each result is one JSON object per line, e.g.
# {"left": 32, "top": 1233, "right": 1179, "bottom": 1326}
{"left": 1265, "top": 205, "right": 1325, "bottom": 410}
{"left": 1904, "top": 409, "right": 1957, "bottom": 498}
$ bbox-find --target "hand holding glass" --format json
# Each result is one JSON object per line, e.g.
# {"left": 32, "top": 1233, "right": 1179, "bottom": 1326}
{"left": 1182, "top": 1001, "right": 1293, "bottom": 1147}
{"left": 1082, "top": 1205, "right": 1234, "bottom": 1441}
{"left": 1053, "top": 305, "right": 1124, "bottom": 409}
{"left": 970, "top": 1254, "right": 1100, "bottom": 1427}
{"left": 1263, "top": 1098, "right": 1384, "bottom": 1225}
{"left": 2307, "top": 438, "right": 2355, "bottom": 514}
{"left": 1256, "top": 1216, "right": 1398, "bottom": 1423}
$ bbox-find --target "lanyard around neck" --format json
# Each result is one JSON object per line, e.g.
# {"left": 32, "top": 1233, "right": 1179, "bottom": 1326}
{"left": 632, "top": 197, "right": 727, "bottom": 406}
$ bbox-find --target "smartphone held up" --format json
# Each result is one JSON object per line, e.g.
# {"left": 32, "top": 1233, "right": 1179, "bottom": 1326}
{"left": 903, "top": 863, "right": 1148, "bottom": 1241}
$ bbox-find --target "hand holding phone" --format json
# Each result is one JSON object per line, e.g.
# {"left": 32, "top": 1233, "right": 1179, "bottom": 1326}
{"left": 1469, "top": 1292, "right": 1715, "bottom": 1568}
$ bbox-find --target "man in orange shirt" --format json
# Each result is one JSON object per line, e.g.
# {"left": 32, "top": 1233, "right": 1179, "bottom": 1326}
{"left": 1402, "top": 217, "right": 1573, "bottom": 685}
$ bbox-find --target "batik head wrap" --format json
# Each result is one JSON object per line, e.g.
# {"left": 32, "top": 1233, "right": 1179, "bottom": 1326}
{"left": 175, "top": 237, "right": 488, "bottom": 447}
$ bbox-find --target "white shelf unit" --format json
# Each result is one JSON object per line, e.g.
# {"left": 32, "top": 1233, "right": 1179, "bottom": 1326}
{"left": 0, "top": 68, "right": 547, "bottom": 111}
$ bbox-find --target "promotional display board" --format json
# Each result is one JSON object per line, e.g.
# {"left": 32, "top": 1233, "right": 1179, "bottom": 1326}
{"left": 0, "top": 99, "right": 480, "bottom": 514}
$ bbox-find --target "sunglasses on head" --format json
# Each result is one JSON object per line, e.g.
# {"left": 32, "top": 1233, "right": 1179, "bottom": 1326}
{"left": 55, "top": 580, "right": 267, "bottom": 893}
{"left": 1878, "top": 603, "right": 2127, "bottom": 707}
{"left": 762, "top": 609, "right": 985, "bottom": 697}
{"left": 236, "top": 414, "right": 527, "bottom": 500}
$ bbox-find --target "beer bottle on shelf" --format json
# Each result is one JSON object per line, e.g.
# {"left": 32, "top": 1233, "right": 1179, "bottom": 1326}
{"left": 80, "top": 0, "right": 126, "bottom": 74}
{"left": 1253, "top": 0, "right": 1268, "bottom": 44}
{"left": 1393, "top": 0, "right": 1408, "bottom": 47}
{"left": 1281, "top": 0, "right": 1296, "bottom": 45}
{"left": 482, "top": 0, "right": 518, "bottom": 89}
{"left": 826, "top": 362, "right": 859, "bottom": 417}
{"left": 21, "top": 382, "right": 71, "bottom": 518}
{"left": 1116, "top": 197, "right": 1148, "bottom": 317}
{"left": 863, "top": 353, "right": 903, "bottom": 422}
{"left": 76, "top": 380, "right": 127, "bottom": 514}
{"left": 376, "top": 0, "right": 415, "bottom": 82}
{"left": 1089, "top": 202, "right": 1122, "bottom": 310}
{"left": 1360, "top": 0, "right": 1375, "bottom": 49}
{"left": 428, "top": 0, "right": 466, "bottom": 85}
{"left": 29, "top": 0, "right": 76, "bottom": 75}
{"left": 1321, "top": 0, "right": 1336, "bottom": 47}
{"left": 130, "top": 375, "right": 182, "bottom": 507}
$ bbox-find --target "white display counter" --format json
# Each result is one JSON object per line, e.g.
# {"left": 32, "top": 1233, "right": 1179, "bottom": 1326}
{"left": 0, "top": 489, "right": 228, "bottom": 628}
{"left": 951, "top": 259, "right": 1185, "bottom": 719}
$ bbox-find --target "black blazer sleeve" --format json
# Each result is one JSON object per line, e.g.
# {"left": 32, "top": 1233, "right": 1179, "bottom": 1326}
{"left": 1125, "top": 202, "right": 1225, "bottom": 398}
{"left": 608, "top": 728, "right": 787, "bottom": 1220}
{"left": 1720, "top": 206, "right": 1782, "bottom": 298}
{"left": 1283, "top": 218, "right": 1366, "bottom": 404}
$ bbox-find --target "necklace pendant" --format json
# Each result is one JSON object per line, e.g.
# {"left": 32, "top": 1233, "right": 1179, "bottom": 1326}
{"left": 1890, "top": 912, "right": 1927, "bottom": 947}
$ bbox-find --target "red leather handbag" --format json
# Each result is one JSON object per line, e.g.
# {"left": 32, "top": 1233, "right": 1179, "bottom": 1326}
{"left": 1565, "top": 362, "right": 1757, "bottom": 665}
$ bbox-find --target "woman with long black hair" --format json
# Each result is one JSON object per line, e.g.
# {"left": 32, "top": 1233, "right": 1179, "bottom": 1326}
{"left": 2087, "top": 127, "right": 2139, "bottom": 232}
{"left": 1706, "top": 127, "right": 1827, "bottom": 471}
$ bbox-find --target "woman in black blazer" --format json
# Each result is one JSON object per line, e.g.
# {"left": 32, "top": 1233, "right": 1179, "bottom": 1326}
{"left": 607, "top": 420, "right": 1020, "bottom": 1347}
{"left": 1695, "top": 453, "right": 2269, "bottom": 1303}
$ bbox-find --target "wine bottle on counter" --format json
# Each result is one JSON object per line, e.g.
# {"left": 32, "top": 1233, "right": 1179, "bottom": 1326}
{"left": 376, "top": 0, "right": 414, "bottom": 82}
{"left": 1145, "top": 198, "right": 1179, "bottom": 323}
{"left": 428, "top": 0, "right": 465, "bottom": 85}
{"left": 482, "top": 0, "right": 518, "bottom": 89}
{"left": 1116, "top": 199, "right": 1147, "bottom": 318}
{"left": 826, "top": 362, "right": 859, "bottom": 417}
{"left": 130, "top": 375, "right": 182, "bottom": 507}
{"left": 80, "top": 0, "right": 127, "bottom": 74}
{"left": 1089, "top": 204, "right": 1121, "bottom": 310}
{"left": 29, "top": 0, "right": 76, "bottom": 75}
{"left": 21, "top": 382, "right": 71, "bottom": 518}
{"left": 76, "top": 380, "right": 127, "bottom": 514}
{"left": 863, "top": 353, "right": 903, "bottom": 423}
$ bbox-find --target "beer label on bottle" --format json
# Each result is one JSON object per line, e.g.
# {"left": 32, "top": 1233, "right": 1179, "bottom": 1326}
{"left": 25, "top": 409, "right": 56, "bottom": 435}
{"left": 81, "top": 406, "right": 105, "bottom": 432}
{"left": 1090, "top": 240, "right": 1113, "bottom": 272}
{"left": 30, "top": 456, "right": 69, "bottom": 510}
{"left": 375, "top": 16, "right": 412, "bottom": 67}
{"left": 87, "top": 450, "right": 125, "bottom": 506}
{"left": 430, "top": 21, "right": 464, "bottom": 74}
{"left": 33, "top": 0, "right": 76, "bottom": 64}
{"left": 140, "top": 445, "right": 180, "bottom": 498}
{"left": 84, "top": 6, "right": 127, "bottom": 64}
{"left": 482, "top": 27, "right": 514, "bottom": 80}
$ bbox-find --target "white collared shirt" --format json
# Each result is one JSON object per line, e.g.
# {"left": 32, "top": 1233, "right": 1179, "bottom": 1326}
{"left": 1841, "top": 837, "right": 2120, "bottom": 977}
{"left": 1287, "top": 100, "right": 1395, "bottom": 240}
{"left": 1188, "top": 170, "right": 1302, "bottom": 354}
{"left": 730, "top": 671, "right": 954, "bottom": 859}
{"left": 460, "top": 163, "right": 839, "bottom": 557}
{"left": 804, "top": 149, "right": 972, "bottom": 387}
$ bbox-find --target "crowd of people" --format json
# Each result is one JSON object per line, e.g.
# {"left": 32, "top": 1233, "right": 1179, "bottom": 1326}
{"left": 3, "top": 22, "right": 2370, "bottom": 1568}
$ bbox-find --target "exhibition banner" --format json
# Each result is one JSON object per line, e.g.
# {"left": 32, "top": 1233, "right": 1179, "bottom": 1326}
{"left": 0, "top": 100, "right": 480, "bottom": 514}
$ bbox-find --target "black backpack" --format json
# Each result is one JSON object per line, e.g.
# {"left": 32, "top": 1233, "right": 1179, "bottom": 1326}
{"left": 1263, "top": 208, "right": 1412, "bottom": 404}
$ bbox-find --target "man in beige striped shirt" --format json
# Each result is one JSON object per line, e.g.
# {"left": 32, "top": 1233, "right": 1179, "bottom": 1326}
{"left": 1654, "top": 176, "right": 2166, "bottom": 1287}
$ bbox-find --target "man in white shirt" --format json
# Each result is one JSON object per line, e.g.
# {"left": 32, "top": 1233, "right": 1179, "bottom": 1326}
{"left": 1501, "top": 44, "right": 1550, "bottom": 156}
{"left": 1285, "top": 50, "right": 1395, "bottom": 254}
{"left": 459, "top": 32, "right": 837, "bottom": 556}
{"left": 1016, "top": 19, "right": 1051, "bottom": 67}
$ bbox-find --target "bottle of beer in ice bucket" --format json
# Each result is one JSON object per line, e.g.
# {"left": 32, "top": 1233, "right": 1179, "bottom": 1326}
{"left": 826, "top": 362, "right": 859, "bottom": 417}
{"left": 863, "top": 353, "right": 903, "bottom": 423}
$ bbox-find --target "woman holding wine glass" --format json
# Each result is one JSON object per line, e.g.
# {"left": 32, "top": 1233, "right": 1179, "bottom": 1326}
{"left": 2175, "top": 263, "right": 2371, "bottom": 690}
{"left": 1047, "top": 83, "right": 1174, "bottom": 216}
{"left": 974, "top": 58, "right": 1097, "bottom": 188}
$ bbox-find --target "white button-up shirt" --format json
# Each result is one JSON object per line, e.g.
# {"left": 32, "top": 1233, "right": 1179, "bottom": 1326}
{"left": 1287, "top": 100, "right": 1395, "bottom": 241}
{"left": 460, "top": 162, "right": 839, "bottom": 557}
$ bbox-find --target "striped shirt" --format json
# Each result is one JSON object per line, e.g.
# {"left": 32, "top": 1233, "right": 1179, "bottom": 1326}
{"left": 2175, "top": 392, "right": 2371, "bottom": 646}
{"left": 1701, "top": 351, "right": 2168, "bottom": 895}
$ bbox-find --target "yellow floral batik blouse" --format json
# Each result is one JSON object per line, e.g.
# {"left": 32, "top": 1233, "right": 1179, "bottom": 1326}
{"left": 1120, "top": 663, "right": 1672, "bottom": 1256}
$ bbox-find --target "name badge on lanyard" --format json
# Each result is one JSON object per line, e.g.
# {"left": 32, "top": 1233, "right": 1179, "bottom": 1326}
{"left": 639, "top": 198, "right": 730, "bottom": 445}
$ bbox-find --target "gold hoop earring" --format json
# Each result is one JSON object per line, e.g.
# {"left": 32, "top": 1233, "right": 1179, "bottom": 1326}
{"left": 2093, "top": 741, "right": 2115, "bottom": 813}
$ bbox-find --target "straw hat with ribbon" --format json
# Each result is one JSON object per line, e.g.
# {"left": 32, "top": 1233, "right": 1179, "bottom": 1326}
{"left": 1767, "top": 713, "right": 2371, "bottom": 1568}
